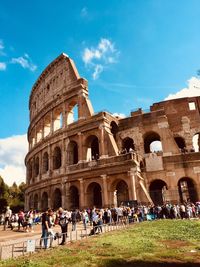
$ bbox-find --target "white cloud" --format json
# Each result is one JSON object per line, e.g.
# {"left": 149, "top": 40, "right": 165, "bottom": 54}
{"left": 0, "top": 134, "right": 28, "bottom": 186}
{"left": 11, "top": 54, "right": 37, "bottom": 72}
{"left": 0, "top": 62, "right": 6, "bottom": 71}
{"left": 92, "top": 64, "right": 103, "bottom": 80}
{"left": 165, "top": 77, "right": 200, "bottom": 100}
{"left": 82, "top": 38, "right": 119, "bottom": 79}
{"left": 112, "top": 113, "right": 126, "bottom": 118}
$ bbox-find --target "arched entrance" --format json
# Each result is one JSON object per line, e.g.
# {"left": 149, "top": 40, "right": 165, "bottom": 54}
{"left": 53, "top": 188, "right": 62, "bottom": 210}
{"left": 86, "top": 135, "right": 99, "bottom": 161}
{"left": 178, "top": 177, "right": 198, "bottom": 203}
{"left": 69, "top": 186, "right": 79, "bottom": 209}
{"left": 115, "top": 180, "right": 129, "bottom": 206}
{"left": 149, "top": 179, "right": 168, "bottom": 205}
{"left": 41, "top": 192, "right": 48, "bottom": 211}
{"left": 122, "top": 137, "right": 135, "bottom": 152}
{"left": 144, "top": 131, "right": 162, "bottom": 153}
{"left": 68, "top": 141, "right": 78, "bottom": 165}
{"left": 87, "top": 182, "right": 102, "bottom": 208}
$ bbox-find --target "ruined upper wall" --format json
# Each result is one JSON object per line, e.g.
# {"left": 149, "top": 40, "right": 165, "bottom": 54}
{"left": 29, "top": 53, "right": 88, "bottom": 121}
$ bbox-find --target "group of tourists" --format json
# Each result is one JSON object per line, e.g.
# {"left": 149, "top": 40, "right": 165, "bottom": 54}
{"left": 1, "top": 201, "right": 200, "bottom": 249}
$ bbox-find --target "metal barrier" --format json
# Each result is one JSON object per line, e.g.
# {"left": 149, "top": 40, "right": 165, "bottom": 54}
{"left": 0, "top": 220, "right": 132, "bottom": 260}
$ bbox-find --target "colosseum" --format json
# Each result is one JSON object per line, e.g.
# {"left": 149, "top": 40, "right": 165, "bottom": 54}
{"left": 25, "top": 53, "right": 200, "bottom": 211}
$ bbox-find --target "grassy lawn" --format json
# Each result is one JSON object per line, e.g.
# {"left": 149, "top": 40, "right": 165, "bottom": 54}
{"left": 1, "top": 219, "right": 200, "bottom": 267}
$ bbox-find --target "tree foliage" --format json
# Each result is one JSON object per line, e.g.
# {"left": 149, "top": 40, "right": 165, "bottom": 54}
{"left": 0, "top": 176, "right": 26, "bottom": 213}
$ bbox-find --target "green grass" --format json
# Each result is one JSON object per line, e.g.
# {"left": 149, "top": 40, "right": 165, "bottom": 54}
{"left": 1, "top": 220, "right": 200, "bottom": 267}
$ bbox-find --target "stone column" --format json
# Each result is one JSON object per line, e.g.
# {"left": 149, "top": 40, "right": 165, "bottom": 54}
{"left": 78, "top": 132, "right": 84, "bottom": 162}
{"left": 79, "top": 178, "right": 85, "bottom": 209}
{"left": 48, "top": 144, "right": 52, "bottom": 174}
{"left": 99, "top": 124, "right": 106, "bottom": 159}
{"left": 50, "top": 110, "right": 54, "bottom": 134}
{"left": 38, "top": 192, "right": 41, "bottom": 211}
{"left": 62, "top": 101, "right": 67, "bottom": 128}
{"left": 39, "top": 151, "right": 42, "bottom": 180}
{"left": 129, "top": 169, "right": 137, "bottom": 200}
{"left": 65, "top": 181, "right": 70, "bottom": 210}
{"left": 101, "top": 174, "right": 109, "bottom": 207}
{"left": 61, "top": 182, "right": 66, "bottom": 209}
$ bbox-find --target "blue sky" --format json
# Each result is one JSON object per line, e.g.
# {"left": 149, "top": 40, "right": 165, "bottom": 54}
{"left": 1, "top": 0, "right": 200, "bottom": 185}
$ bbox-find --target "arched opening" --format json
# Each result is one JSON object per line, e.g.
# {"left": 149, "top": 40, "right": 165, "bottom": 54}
{"left": 86, "top": 135, "right": 99, "bottom": 161}
{"left": 174, "top": 136, "right": 186, "bottom": 150}
{"left": 42, "top": 152, "right": 49, "bottom": 173}
{"left": 53, "top": 188, "right": 62, "bottom": 210}
{"left": 178, "top": 178, "right": 198, "bottom": 203}
{"left": 44, "top": 115, "right": 51, "bottom": 137}
{"left": 53, "top": 146, "right": 62, "bottom": 169}
{"left": 116, "top": 180, "right": 129, "bottom": 206}
{"left": 87, "top": 182, "right": 102, "bottom": 208}
{"left": 110, "top": 121, "right": 119, "bottom": 141}
{"left": 69, "top": 186, "right": 79, "bottom": 209}
{"left": 122, "top": 137, "right": 135, "bottom": 153}
{"left": 144, "top": 132, "right": 162, "bottom": 153}
{"left": 68, "top": 141, "right": 78, "bottom": 165}
{"left": 36, "top": 126, "right": 42, "bottom": 143}
{"left": 67, "top": 103, "right": 78, "bottom": 125}
{"left": 192, "top": 133, "right": 200, "bottom": 152}
{"left": 34, "top": 157, "right": 39, "bottom": 177}
{"left": 149, "top": 179, "right": 168, "bottom": 205}
{"left": 53, "top": 108, "right": 63, "bottom": 131}
{"left": 33, "top": 194, "right": 38, "bottom": 210}
{"left": 41, "top": 192, "right": 48, "bottom": 211}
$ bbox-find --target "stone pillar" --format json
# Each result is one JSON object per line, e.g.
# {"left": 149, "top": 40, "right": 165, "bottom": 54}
{"left": 61, "top": 182, "right": 66, "bottom": 209}
{"left": 65, "top": 182, "right": 70, "bottom": 210}
{"left": 50, "top": 110, "right": 54, "bottom": 134}
{"left": 101, "top": 174, "right": 109, "bottom": 207}
{"left": 48, "top": 145, "right": 52, "bottom": 174}
{"left": 39, "top": 151, "right": 42, "bottom": 180}
{"left": 62, "top": 139, "right": 66, "bottom": 171}
{"left": 48, "top": 186, "right": 52, "bottom": 208}
{"left": 79, "top": 179, "right": 85, "bottom": 209}
{"left": 62, "top": 102, "right": 67, "bottom": 128}
{"left": 78, "top": 132, "right": 84, "bottom": 162}
{"left": 38, "top": 192, "right": 41, "bottom": 211}
{"left": 99, "top": 124, "right": 106, "bottom": 159}
{"left": 129, "top": 169, "right": 137, "bottom": 200}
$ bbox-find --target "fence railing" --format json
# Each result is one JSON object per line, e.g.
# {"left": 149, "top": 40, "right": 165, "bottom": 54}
{"left": 0, "top": 220, "right": 133, "bottom": 261}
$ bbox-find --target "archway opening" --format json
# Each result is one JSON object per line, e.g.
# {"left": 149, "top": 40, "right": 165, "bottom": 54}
{"left": 53, "top": 109, "right": 63, "bottom": 131}
{"left": 178, "top": 177, "right": 198, "bottom": 203}
{"left": 193, "top": 133, "right": 200, "bottom": 152}
{"left": 69, "top": 186, "right": 79, "bottom": 209}
{"left": 86, "top": 135, "right": 99, "bottom": 161}
{"left": 87, "top": 182, "right": 102, "bottom": 208}
{"left": 34, "top": 157, "right": 39, "bottom": 177}
{"left": 68, "top": 141, "right": 78, "bottom": 165}
{"left": 41, "top": 192, "right": 48, "bottom": 211}
{"left": 116, "top": 180, "right": 129, "bottom": 206}
{"left": 44, "top": 115, "right": 51, "bottom": 137}
{"left": 42, "top": 152, "right": 49, "bottom": 173}
{"left": 53, "top": 146, "right": 62, "bottom": 169}
{"left": 53, "top": 188, "right": 62, "bottom": 210}
{"left": 122, "top": 137, "right": 135, "bottom": 153}
{"left": 144, "top": 132, "right": 162, "bottom": 153}
{"left": 174, "top": 136, "right": 186, "bottom": 150}
{"left": 110, "top": 121, "right": 119, "bottom": 141}
{"left": 67, "top": 104, "right": 78, "bottom": 125}
{"left": 149, "top": 179, "right": 168, "bottom": 205}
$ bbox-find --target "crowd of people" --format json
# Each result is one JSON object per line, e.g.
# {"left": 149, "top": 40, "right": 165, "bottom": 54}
{"left": 1, "top": 201, "right": 200, "bottom": 248}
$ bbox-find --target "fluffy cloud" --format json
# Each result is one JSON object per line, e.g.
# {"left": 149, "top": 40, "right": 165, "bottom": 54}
{"left": 0, "top": 134, "right": 28, "bottom": 186}
{"left": 0, "top": 62, "right": 6, "bottom": 71}
{"left": 11, "top": 53, "right": 37, "bottom": 72}
{"left": 82, "top": 38, "right": 119, "bottom": 79}
{"left": 165, "top": 77, "right": 200, "bottom": 100}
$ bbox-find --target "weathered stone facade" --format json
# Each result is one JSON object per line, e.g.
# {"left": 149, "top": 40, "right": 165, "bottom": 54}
{"left": 25, "top": 53, "right": 200, "bottom": 211}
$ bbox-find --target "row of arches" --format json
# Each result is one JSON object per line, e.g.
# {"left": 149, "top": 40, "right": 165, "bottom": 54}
{"left": 30, "top": 104, "right": 79, "bottom": 148}
{"left": 150, "top": 177, "right": 198, "bottom": 204}
{"left": 29, "top": 180, "right": 129, "bottom": 211}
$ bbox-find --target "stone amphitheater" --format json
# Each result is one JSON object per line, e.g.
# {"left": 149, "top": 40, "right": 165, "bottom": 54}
{"left": 25, "top": 53, "right": 200, "bottom": 210}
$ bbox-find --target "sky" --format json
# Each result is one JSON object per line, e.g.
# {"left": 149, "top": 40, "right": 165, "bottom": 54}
{"left": 1, "top": 0, "right": 200, "bottom": 185}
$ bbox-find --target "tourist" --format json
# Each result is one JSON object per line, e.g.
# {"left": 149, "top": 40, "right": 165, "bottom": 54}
{"left": 58, "top": 207, "right": 70, "bottom": 245}
{"left": 4, "top": 206, "right": 12, "bottom": 231}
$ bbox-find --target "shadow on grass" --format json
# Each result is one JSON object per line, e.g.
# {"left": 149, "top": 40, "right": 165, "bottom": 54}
{"left": 102, "top": 259, "right": 200, "bottom": 267}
